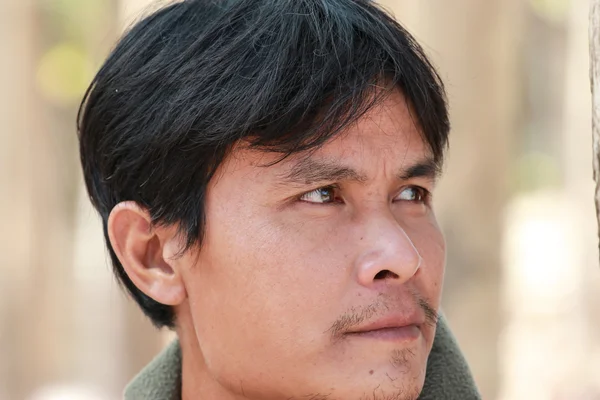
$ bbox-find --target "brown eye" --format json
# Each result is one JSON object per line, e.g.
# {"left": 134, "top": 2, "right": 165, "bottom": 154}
{"left": 396, "top": 186, "right": 428, "bottom": 203}
{"left": 299, "top": 186, "right": 337, "bottom": 204}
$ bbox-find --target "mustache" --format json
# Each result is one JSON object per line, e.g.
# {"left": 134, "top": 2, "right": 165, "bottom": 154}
{"left": 326, "top": 291, "right": 439, "bottom": 341}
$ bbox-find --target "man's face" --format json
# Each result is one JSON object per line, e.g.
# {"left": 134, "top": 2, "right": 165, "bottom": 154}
{"left": 177, "top": 90, "right": 445, "bottom": 400}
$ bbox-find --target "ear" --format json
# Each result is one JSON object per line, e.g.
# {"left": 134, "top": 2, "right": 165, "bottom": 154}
{"left": 107, "top": 201, "right": 187, "bottom": 306}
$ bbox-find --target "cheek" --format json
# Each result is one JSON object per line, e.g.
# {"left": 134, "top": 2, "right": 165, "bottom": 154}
{"left": 407, "top": 216, "right": 446, "bottom": 304}
{"left": 187, "top": 207, "right": 342, "bottom": 360}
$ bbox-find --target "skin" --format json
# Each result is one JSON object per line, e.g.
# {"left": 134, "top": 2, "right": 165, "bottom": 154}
{"left": 108, "top": 89, "right": 446, "bottom": 400}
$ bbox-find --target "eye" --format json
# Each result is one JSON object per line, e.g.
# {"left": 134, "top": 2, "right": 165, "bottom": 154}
{"left": 396, "top": 186, "right": 429, "bottom": 203}
{"left": 299, "top": 186, "right": 339, "bottom": 204}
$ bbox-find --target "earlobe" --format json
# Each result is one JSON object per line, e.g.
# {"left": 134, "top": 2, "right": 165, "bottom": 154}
{"left": 107, "top": 201, "right": 187, "bottom": 306}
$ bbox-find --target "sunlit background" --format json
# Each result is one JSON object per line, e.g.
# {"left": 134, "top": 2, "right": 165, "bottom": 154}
{"left": 1, "top": 0, "right": 599, "bottom": 399}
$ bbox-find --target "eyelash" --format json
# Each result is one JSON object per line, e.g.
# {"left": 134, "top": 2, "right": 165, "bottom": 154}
{"left": 298, "top": 185, "right": 431, "bottom": 205}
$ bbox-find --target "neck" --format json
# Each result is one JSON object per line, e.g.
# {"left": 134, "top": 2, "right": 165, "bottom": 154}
{"left": 177, "top": 305, "right": 250, "bottom": 400}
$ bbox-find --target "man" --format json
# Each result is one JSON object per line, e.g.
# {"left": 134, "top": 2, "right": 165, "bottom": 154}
{"left": 78, "top": 0, "right": 480, "bottom": 399}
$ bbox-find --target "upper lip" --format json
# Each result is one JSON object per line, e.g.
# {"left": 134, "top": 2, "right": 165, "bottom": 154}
{"left": 347, "top": 312, "right": 425, "bottom": 334}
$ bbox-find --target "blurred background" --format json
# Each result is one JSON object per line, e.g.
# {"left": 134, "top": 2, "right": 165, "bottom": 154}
{"left": 1, "top": 0, "right": 600, "bottom": 399}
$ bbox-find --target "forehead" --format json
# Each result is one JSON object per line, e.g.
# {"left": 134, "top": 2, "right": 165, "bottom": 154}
{"left": 317, "top": 90, "right": 427, "bottom": 161}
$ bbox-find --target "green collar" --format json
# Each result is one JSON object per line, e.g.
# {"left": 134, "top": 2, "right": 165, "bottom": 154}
{"left": 125, "top": 339, "right": 182, "bottom": 400}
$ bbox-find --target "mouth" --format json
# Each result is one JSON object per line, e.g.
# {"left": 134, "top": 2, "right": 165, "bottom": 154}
{"left": 345, "top": 325, "right": 421, "bottom": 341}
{"left": 344, "top": 314, "right": 424, "bottom": 342}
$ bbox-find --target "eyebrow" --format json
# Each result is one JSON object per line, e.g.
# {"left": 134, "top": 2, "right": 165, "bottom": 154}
{"left": 397, "top": 157, "right": 442, "bottom": 181}
{"left": 277, "top": 156, "right": 442, "bottom": 186}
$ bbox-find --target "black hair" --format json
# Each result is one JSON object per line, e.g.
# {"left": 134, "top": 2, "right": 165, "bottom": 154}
{"left": 77, "top": 0, "right": 450, "bottom": 328}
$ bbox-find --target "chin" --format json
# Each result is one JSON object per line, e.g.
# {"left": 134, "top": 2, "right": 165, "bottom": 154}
{"left": 333, "top": 378, "right": 424, "bottom": 400}
{"left": 348, "top": 339, "right": 429, "bottom": 394}
{"left": 302, "top": 359, "right": 427, "bottom": 400}
{"left": 365, "top": 366, "right": 425, "bottom": 400}
{"left": 337, "top": 347, "right": 428, "bottom": 400}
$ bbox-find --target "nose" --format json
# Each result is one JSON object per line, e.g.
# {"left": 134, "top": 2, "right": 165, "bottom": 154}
{"left": 354, "top": 214, "right": 422, "bottom": 287}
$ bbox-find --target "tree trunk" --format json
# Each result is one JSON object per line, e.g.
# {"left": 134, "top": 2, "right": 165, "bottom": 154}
{"left": 0, "top": 1, "right": 43, "bottom": 398}
{"left": 590, "top": 0, "right": 600, "bottom": 255}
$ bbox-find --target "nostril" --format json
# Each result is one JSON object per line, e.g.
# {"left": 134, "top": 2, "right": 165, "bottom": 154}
{"left": 374, "top": 270, "right": 399, "bottom": 280}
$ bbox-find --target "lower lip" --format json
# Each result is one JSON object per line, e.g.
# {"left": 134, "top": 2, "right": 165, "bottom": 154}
{"left": 347, "top": 325, "right": 421, "bottom": 342}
